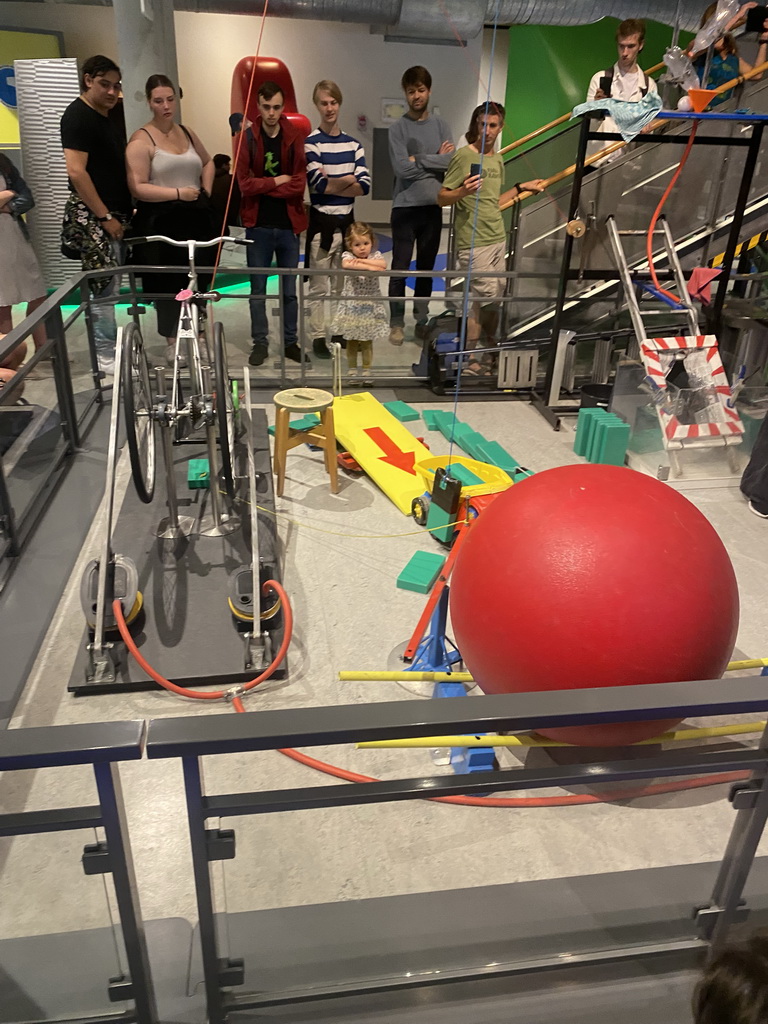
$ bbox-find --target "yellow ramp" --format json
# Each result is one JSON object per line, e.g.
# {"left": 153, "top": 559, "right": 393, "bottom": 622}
{"left": 333, "top": 392, "right": 431, "bottom": 514}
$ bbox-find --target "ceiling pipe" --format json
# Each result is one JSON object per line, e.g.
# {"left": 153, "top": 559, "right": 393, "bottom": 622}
{"left": 34, "top": 0, "right": 710, "bottom": 39}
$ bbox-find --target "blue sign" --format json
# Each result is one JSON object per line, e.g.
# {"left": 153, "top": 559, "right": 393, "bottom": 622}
{"left": 0, "top": 66, "right": 16, "bottom": 110}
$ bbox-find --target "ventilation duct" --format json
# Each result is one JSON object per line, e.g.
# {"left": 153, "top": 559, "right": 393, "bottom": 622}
{"left": 486, "top": 1, "right": 705, "bottom": 32}
{"left": 28, "top": 0, "right": 714, "bottom": 39}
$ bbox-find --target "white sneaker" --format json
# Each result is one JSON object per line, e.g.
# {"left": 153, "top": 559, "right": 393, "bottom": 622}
{"left": 97, "top": 353, "right": 116, "bottom": 376}
{"left": 348, "top": 367, "right": 359, "bottom": 376}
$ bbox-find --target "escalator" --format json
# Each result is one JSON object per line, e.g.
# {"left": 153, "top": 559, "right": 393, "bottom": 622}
{"left": 498, "top": 74, "right": 768, "bottom": 341}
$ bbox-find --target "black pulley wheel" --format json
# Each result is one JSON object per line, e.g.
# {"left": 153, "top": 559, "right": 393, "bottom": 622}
{"left": 122, "top": 322, "right": 156, "bottom": 503}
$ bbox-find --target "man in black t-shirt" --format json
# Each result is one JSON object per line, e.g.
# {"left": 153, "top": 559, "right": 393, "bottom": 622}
{"left": 60, "top": 55, "right": 131, "bottom": 375}
{"left": 235, "top": 81, "right": 308, "bottom": 366}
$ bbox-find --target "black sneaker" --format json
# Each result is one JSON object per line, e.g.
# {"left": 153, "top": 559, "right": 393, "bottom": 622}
{"left": 749, "top": 500, "right": 768, "bottom": 519}
{"left": 312, "top": 337, "right": 331, "bottom": 359}
{"left": 248, "top": 344, "right": 268, "bottom": 367}
{"left": 331, "top": 334, "right": 347, "bottom": 351}
{"left": 285, "top": 343, "right": 311, "bottom": 366}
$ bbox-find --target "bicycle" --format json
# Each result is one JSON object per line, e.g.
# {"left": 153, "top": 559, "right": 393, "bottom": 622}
{"left": 121, "top": 234, "right": 250, "bottom": 534}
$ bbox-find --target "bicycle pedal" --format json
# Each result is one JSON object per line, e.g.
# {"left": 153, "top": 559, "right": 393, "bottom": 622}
{"left": 126, "top": 305, "right": 146, "bottom": 315}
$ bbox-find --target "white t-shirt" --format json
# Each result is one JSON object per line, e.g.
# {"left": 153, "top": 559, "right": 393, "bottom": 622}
{"left": 585, "top": 62, "right": 659, "bottom": 164}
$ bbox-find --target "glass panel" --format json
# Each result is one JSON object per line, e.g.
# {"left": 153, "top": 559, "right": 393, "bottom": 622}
{"left": 0, "top": 365, "right": 66, "bottom": 531}
{"left": 0, "top": 776, "right": 128, "bottom": 1020}
{"left": 198, "top": 731, "right": 766, "bottom": 1006}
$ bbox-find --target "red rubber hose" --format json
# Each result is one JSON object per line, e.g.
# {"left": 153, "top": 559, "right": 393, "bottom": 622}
{"left": 115, "top": 586, "right": 746, "bottom": 807}
{"left": 112, "top": 577, "right": 292, "bottom": 699}
{"left": 646, "top": 122, "right": 698, "bottom": 305}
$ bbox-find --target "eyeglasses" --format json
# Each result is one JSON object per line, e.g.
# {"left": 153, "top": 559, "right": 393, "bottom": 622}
{"left": 96, "top": 78, "right": 122, "bottom": 93}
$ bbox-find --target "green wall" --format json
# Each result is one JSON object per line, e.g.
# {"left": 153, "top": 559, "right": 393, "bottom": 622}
{"left": 503, "top": 19, "right": 692, "bottom": 149}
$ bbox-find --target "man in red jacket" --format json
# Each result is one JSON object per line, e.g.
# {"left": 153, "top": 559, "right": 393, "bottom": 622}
{"left": 236, "top": 81, "right": 309, "bottom": 366}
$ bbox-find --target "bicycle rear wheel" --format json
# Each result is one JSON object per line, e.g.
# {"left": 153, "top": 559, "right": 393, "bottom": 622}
{"left": 213, "top": 322, "right": 238, "bottom": 501}
{"left": 122, "top": 322, "right": 156, "bottom": 504}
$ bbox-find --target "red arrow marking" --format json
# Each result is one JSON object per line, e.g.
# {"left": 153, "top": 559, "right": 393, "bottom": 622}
{"left": 364, "top": 426, "right": 416, "bottom": 474}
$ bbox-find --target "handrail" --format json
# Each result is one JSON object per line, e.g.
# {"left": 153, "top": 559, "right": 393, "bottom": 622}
{"left": 499, "top": 61, "right": 665, "bottom": 157}
{"left": 0, "top": 719, "right": 145, "bottom": 770}
{"left": 501, "top": 57, "right": 768, "bottom": 209}
{"left": 146, "top": 676, "right": 768, "bottom": 757}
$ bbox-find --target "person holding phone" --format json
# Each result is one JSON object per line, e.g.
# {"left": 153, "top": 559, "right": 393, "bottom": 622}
{"left": 438, "top": 102, "right": 545, "bottom": 376}
{"left": 585, "top": 19, "right": 659, "bottom": 167}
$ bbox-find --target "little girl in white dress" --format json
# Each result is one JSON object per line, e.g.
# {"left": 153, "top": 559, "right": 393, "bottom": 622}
{"left": 332, "top": 222, "right": 388, "bottom": 377}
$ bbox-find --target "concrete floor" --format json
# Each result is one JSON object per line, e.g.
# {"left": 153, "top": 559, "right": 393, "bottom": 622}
{"left": 2, "top": 261, "right": 768, "bottom": 1020}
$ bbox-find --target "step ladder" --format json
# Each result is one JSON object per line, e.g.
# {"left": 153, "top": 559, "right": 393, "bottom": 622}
{"left": 606, "top": 214, "right": 700, "bottom": 350}
{"left": 606, "top": 216, "right": 743, "bottom": 475}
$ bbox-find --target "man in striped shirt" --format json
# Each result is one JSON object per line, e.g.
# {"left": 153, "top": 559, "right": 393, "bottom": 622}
{"left": 305, "top": 79, "right": 371, "bottom": 360}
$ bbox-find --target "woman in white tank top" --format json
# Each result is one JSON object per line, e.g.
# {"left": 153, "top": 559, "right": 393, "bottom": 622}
{"left": 126, "top": 74, "right": 215, "bottom": 359}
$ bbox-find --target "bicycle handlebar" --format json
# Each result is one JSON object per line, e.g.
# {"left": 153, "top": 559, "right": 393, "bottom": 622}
{"left": 123, "top": 235, "right": 251, "bottom": 248}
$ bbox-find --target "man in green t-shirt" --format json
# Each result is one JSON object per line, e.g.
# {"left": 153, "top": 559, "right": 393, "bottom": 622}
{"left": 439, "top": 102, "right": 545, "bottom": 374}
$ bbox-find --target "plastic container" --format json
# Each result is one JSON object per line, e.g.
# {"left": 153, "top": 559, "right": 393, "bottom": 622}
{"left": 580, "top": 383, "right": 613, "bottom": 410}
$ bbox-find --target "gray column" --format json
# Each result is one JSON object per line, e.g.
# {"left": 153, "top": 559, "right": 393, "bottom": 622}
{"left": 113, "top": 0, "right": 180, "bottom": 137}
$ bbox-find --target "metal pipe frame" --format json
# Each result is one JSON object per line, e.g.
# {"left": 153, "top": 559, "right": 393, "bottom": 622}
{"left": 146, "top": 677, "right": 768, "bottom": 1021}
{"left": 0, "top": 720, "right": 157, "bottom": 1024}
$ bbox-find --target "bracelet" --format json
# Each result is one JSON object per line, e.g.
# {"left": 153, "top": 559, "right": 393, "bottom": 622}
{"left": 176, "top": 187, "right": 180, "bottom": 200}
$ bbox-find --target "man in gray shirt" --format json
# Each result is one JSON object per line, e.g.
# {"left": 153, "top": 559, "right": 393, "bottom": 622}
{"left": 387, "top": 65, "right": 454, "bottom": 346}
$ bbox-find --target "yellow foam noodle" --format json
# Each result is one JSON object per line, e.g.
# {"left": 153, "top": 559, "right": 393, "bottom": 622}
{"left": 332, "top": 393, "right": 432, "bottom": 514}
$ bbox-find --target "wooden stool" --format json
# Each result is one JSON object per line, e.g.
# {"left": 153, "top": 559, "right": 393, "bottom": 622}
{"left": 273, "top": 387, "right": 338, "bottom": 496}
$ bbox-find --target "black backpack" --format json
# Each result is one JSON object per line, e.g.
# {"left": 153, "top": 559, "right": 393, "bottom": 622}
{"left": 603, "top": 65, "right": 650, "bottom": 97}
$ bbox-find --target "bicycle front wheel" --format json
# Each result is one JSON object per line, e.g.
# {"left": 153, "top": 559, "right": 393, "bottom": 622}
{"left": 213, "top": 322, "right": 238, "bottom": 501}
{"left": 122, "top": 323, "right": 156, "bottom": 504}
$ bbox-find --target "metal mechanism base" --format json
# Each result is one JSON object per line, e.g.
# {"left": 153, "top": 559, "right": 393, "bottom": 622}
{"left": 156, "top": 515, "right": 197, "bottom": 540}
{"left": 198, "top": 513, "right": 241, "bottom": 538}
{"left": 69, "top": 409, "right": 284, "bottom": 695}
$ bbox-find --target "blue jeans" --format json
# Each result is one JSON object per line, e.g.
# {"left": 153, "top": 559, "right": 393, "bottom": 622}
{"left": 246, "top": 226, "right": 300, "bottom": 349}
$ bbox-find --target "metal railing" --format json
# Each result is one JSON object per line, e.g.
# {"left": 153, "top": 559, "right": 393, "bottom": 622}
{"left": 0, "top": 719, "right": 156, "bottom": 1024}
{"left": 144, "top": 676, "right": 768, "bottom": 1022}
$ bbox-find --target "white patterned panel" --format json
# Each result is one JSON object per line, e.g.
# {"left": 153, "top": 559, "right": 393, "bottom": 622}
{"left": 14, "top": 58, "right": 80, "bottom": 290}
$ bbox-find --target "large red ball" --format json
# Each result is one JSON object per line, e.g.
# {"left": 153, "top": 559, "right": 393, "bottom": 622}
{"left": 449, "top": 465, "right": 739, "bottom": 746}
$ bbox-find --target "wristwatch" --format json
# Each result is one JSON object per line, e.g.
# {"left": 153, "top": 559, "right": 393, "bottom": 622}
{"left": 97, "top": 213, "right": 113, "bottom": 222}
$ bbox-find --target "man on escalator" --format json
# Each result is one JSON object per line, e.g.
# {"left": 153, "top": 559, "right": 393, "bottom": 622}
{"left": 586, "top": 19, "right": 659, "bottom": 166}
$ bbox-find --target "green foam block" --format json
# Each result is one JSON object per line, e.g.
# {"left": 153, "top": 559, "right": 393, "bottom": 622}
{"left": 422, "top": 409, "right": 442, "bottom": 430}
{"left": 447, "top": 463, "right": 484, "bottom": 487}
{"left": 433, "top": 410, "right": 461, "bottom": 442}
{"left": 397, "top": 550, "right": 446, "bottom": 594}
{"left": 268, "top": 413, "right": 320, "bottom": 436}
{"left": 593, "top": 420, "right": 630, "bottom": 466}
{"left": 476, "top": 440, "right": 521, "bottom": 473}
{"left": 383, "top": 400, "right": 420, "bottom": 422}
{"left": 574, "top": 408, "right": 609, "bottom": 457}
{"left": 188, "top": 458, "right": 210, "bottom": 489}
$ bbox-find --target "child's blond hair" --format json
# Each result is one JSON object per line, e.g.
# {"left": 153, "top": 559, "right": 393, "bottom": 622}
{"left": 345, "top": 221, "right": 376, "bottom": 248}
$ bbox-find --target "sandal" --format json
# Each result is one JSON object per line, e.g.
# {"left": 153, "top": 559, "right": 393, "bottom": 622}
{"left": 464, "top": 360, "right": 491, "bottom": 376}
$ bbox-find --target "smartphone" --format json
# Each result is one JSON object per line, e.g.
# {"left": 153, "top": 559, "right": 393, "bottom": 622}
{"left": 470, "top": 162, "right": 482, "bottom": 177}
{"left": 746, "top": 4, "right": 768, "bottom": 32}
{"left": 598, "top": 75, "right": 612, "bottom": 96}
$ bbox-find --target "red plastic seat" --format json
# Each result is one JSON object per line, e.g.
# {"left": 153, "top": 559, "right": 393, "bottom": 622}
{"left": 230, "top": 56, "right": 311, "bottom": 138}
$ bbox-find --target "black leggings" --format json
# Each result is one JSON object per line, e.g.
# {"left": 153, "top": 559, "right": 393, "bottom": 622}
{"left": 388, "top": 205, "right": 442, "bottom": 326}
